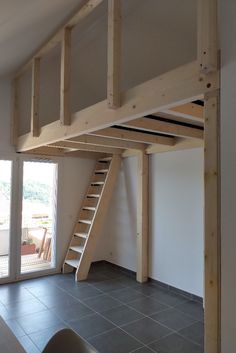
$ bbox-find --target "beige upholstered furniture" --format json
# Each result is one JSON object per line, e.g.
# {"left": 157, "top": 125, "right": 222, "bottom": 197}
{"left": 0, "top": 316, "right": 26, "bottom": 353}
{"left": 42, "top": 329, "right": 97, "bottom": 353}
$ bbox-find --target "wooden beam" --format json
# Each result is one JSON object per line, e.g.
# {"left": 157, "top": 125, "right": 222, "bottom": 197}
{"left": 91, "top": 127, "right": 175, "bottom": 146}
{"left": 11, "top": 79, "right": 19, "bottom": 146}
{"left": 48, "top": 140, "right": 122, "bottom": 154}
{"left": 204, "top": 91, "right": 220, "bottom": 353}
{"left": 25, "top": 146, "right": 65, "bottom": 157}
{"left": 162, "top": 102, "right": 204, "bottom": 121}
{"left": 198, "top": 0, "right": 218, "bottom": 74}
{"left": 107, "top": 0, "right": 121, "bottom": 108}
{"left": 122, "top": 117, "right": 204, "bottom": 139}
{"left": 31, "top": 58, "right": 40, "bottom": 137}
{"left": 60, "top": 27, "right": 71, "bottom": 126}
{"left": 17, "top": 61, "right": 219, "bottom": 152}
{"left": 146, "top": 138, "right": 203, "bottom": 154}
{"left": 136, "top": 151, "right": 149, "bottom": 283}
{"left": 69, "top": 134, "right": 145, "bottom": 150}
{"left": 15, "top": 0, "right": 104, "bottom": 78}
{"left": 65, "top": 151, "right": 103, "bottom": 159}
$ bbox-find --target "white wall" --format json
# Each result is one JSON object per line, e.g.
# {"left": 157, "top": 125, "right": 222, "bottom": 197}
{"left": 104, "top": 157, "right": 138, "bottom": 271}
{"left": 149, "top": 149, "right": 204, "bottom": 296}
{"left": 17, "top": 0, "right": 197, "bottom": 133}
{"left": 104, "top": 149, "right": 204, "bottom": 297}
{"left": 220, "top": 1, "right": 236, "bottom": 352}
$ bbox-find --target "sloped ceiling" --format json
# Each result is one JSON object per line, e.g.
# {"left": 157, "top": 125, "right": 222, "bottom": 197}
{"left": 0, "top": 0, "right": 196, "bottom": 79}
{"left": 0, "top": 0, "right": 84, "bottom": 77}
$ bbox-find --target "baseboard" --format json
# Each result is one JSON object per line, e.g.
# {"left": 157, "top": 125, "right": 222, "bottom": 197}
{"left": 95, "top": 260, "right": 203, "bottom": 304}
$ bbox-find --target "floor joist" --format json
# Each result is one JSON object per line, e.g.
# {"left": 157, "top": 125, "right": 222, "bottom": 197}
{"left": 69, "top": 135, "right": 145, "bottom": 150}
{"left": 121, "top": 117, "right": 204, "bottom": 140}
{"left": 160, "top": 102, "right": 204, "bottom": 122}
{"left": 91, "top": 127, "right": 176, "bottom": 146}
{"left": 48, "top": 141, "right": 123, "bottom": 154}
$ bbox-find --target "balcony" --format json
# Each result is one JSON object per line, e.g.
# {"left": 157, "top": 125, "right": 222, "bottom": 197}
{"left": 0, "top": 227, "right": 52, "bottom": 278}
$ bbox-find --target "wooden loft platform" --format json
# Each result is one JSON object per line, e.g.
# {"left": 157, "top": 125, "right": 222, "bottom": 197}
{"left": 14, "top": 66, "right": 214, "bottom": 157}
{"left": 20, "top": 99, "right": 205, "bottom": 158}
{"left": 10, "top": 1, "right": 220, "bottom": 353}
{"left": 11, "top": 0, "right": 218, "bottom": 159}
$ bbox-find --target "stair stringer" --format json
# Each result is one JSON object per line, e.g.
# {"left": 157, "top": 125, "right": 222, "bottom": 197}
{"left": 76, "top": 154, "right": 121, "bottom": 281}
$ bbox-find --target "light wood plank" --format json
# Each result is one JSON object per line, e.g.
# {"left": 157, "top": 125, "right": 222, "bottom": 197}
{"left": 31, "top": 58, "right": 40, "bottom": 137}
{"left": 60, "top": 27, "right": 71, "bottom": 126}
{"left": 11, "top": 79, "right": 19, "bottom": 146}
{"left": 146, "top": 138, "right": 203, "bottom": 155}
{"left": 122, "top": 117, "right": 204, "bottom": 139}
{"left": 91, "top": 127, "right": 175, "bottom": 146}
{"left": 16, "top": 0, "right": 104, "bottom": 78}
{"left": 107, "top": 0, "right": 122, "bottom": 108}
{"left": 136, "top": 151, "right": 149, "bottom": 283}
{"left": 204, "top": 91, "right": 220, "bottom": 353}
{"left": 198, "top": 0, "right": 218, "bottom": 73}
{"left": 162, "top": 102, "right": 204, "bottom": 121}
{"left": 26, "top": 146, "right": 65, "bottom": 157}
{"left": 17, "top": 61, "right": 219, "bottom": 152}
{"left": 49, "top": 140, "right": 122, "bottom": 154}
{"left": 69, "top": 134, "right": 145, "bottom": 150}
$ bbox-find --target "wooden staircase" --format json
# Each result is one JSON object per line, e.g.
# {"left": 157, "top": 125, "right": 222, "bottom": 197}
{"left": 63, "top": 155, "right": 121, "bottom": 281}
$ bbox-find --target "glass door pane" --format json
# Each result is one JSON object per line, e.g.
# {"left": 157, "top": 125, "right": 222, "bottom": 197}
{"left": 0, "top": 160, "right": 12, "bottom": 278}
{"left": 21, "top": 161, "right": 57, "bottom": 274}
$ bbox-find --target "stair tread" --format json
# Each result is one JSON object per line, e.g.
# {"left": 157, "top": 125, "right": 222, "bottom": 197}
{"left": 70, "top": 245, "right": 84, "bottom": 253}
{"left": 79, "top": 219, "right": 93, "bottom": 224}
{"left": 74, "top": 232, "right": 88, "bottom": 239}
{"left": 99, "top": 157, "right": 112, "bottom": 162}
{"left": 87, "top": 194, "right": 100, "bottom": 198}
{"left": 83, "top": 207, "right": 96, "bottom": 211}
{"left": 91, "top": 181, "right": 105, "bottom": 185}
{"left": 65, "top": 259, "right": 80, "bottom": 268}
{"left": 95, "top": 169, "right": 109, "bottom": 173}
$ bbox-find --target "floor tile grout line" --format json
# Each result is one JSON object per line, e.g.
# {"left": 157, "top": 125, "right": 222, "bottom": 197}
{"left": 0, "top": 269, "right": 203, "bottom": 352}
{"left": 26, "top": 275, "right": 204, "bottom": 349}
{"left": 58, "top": 274, "right": 204, "bottom": 349}
{"left": 78, "top": 300, "right": 176, "bottom": 349}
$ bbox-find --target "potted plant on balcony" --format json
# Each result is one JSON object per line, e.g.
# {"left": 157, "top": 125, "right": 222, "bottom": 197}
{"left": 21, "top": 238, "right": 36, "bottom": 255}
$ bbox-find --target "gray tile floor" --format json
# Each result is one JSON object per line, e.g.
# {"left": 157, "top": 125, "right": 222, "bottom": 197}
{"left": 0, "top": 262, "right": 204, "bottom": 353}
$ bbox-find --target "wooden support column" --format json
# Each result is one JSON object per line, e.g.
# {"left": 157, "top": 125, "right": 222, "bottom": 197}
{"left": 198, "top": 0, "right": 218, "bottom": 74}
{"left": 204, "top": 91, "right": 221, "bottom": 353}
{"left": 136, "top": 151, "right": 149, "bottom": 283}
{"left": 60, "top": 27, "right": 71, "bottom": 125}
{"left": 31, "top": 58, "right": 40, "bottom": 137}
{"left": 107, "top": 0, "right": 121, "bottom": 109}
{"left": 11, "top": 79, "right": 19, "bottom": 146}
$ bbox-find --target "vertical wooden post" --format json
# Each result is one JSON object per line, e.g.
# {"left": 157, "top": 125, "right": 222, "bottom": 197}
{"left": 204, "top": 91, "right": 221, "bottom": 353}
{"left": 107, "top": 0, "right": 121, "bottom": 109}
{"left": 31, "top": 57, "right": 40, "bottom": 137}
{"left": 60, "top": 27, "right": 71, "bottom": 126}
{"left": 11, "top": 79, "right": 19, "bottom": 146}
{"left": 198, "top": 0, "right": 218, "bottom": 74}
{"left": 136, "top": 151, "right": 149, "bottom": 283}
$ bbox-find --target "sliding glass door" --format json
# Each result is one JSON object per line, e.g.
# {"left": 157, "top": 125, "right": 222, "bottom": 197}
{"left": 0, "top": 160, "right": 12, "bottom": 279}
{"left": 20, "top": 161, "right": 58, "bottom": 274}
